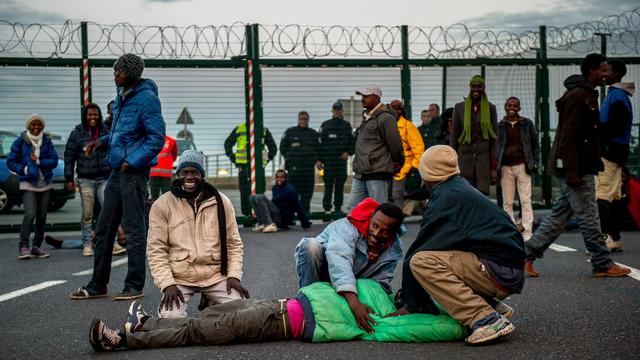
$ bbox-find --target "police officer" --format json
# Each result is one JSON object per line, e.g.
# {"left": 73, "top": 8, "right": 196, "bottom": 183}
{"left": 317, "top": 102, "right": 354, "bottom": 215}
{"left": 224, "top": 123, "right": 278, "bottom": 217}
{"left": 280, "top": 111, "right": 320, "bottom": 214}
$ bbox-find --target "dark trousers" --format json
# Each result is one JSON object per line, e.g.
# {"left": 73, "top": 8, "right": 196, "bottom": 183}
{"left": 126, "top": 299, "right": 289, "bottom": 349}
{"left": 87, "top": 168, "right": 149, "bottom": 293}
{"left": 238, "top": 165, "right": 251, "bottom": 217}
{"left": 322, "top": 160, "right": 347, "bottom": 212}
{"left": 148, "top": 176, "right": 172, "bottom": 200}
{"left": 287, "top": 162, "right": 315, "bottom": 214}
{"left": 19, "top": 189, "right": 50, "bottom": 249}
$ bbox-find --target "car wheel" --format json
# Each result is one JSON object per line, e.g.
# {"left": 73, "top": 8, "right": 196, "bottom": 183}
{"left": 49, "top": 199, "right": 67, "bottom": 212}
{"left": 0, "top": 187, "right": 13, "bottom": 213}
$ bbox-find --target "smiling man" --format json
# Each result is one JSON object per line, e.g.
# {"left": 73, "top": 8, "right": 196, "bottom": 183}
{"left": 294, "top": 198, "right": 405, "bottom": 334}
{"left": 146, "top": 150, "right": 249, "bottom": 318}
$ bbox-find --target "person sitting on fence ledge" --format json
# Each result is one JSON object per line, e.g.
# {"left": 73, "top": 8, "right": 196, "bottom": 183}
{"left": 88, "top": 279, "right": 467, "bottom": 352}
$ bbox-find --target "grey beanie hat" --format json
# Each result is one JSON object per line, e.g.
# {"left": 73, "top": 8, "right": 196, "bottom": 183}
{"left": 177, "top": 150, "right": 206, "bottom": 176}
{"left": 114, "top": 53, "right": 144, "bottom": 81}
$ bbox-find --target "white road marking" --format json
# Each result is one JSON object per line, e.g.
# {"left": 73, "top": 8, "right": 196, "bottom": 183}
{"left": 0, "top": 280, "right": 67, "bottom": 303}
{"left": 72, "top": 257, "right": 129, "bottom": 276}
{"left": 549, "top": 244, "right": 577, "bottom": 252}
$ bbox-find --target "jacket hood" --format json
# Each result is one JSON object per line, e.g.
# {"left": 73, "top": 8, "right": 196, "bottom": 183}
{"left": 364, "top": 103, "right": 394, "bottom": 119}
{"left": 611, "top": 82, "right": 635, "bottom": 97}
{"left": 563, "top": 74, "right": 589, "bottom": 91}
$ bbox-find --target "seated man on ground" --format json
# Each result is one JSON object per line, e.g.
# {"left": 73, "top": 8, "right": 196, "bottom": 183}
{"left": 147, "top": 150, "right": 249, "bottom": 318}
{"left": 249, "top": 169, "right": 311, "bottom": 233}
{"left": 294, "top": 198, "right": 404, "bottom": 333}
{"left": 387, "top": 145, "right": 525, "bottom": 346}
{"left": 88, "top": 279, "right": 467, "bottom": 352}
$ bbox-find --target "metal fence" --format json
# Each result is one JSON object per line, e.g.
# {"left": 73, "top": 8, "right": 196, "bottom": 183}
{"left": 0, "top": 7, "right": 639, "bottom": 227}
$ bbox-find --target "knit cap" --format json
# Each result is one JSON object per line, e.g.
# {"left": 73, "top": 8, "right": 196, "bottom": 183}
{"left": 113, "top": 53, "right": 144, "bottom": 82}
{"left": 25, "top": 113, "right": 45, "bottom": 129}
{"left": 419, "top": 145, "right": 460, "bottom": 182}
{"left": 176, "top": 150, "right": 206, "bottom": 177}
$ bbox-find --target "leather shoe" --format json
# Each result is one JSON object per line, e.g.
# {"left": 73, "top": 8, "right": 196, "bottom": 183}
{"left": 593, "top": 264, "right": 631, "bottom": 277}
{"left": 524, "top": 260, "right": 539, "bottom": 277}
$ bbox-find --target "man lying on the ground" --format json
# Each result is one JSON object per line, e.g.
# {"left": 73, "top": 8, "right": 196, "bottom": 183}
{"left": 89, "top": 279, "right": 467, "bottom": 351}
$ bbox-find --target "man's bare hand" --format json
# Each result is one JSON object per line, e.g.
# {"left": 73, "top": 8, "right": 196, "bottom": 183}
{"left": 341, "top": 292, "right": 377, "bottom": 334}
{"left": 84, "top": 140, "right": 100, "bottom": 156}
{"left": 227, "top": 277, "right": 250, "bottom": 299}
{"left": 340, "top": 152, "right": 349, "bottom": 161}
{"left": 160, "top": 285, "right": 184, "bottom": 311}
{"left": 385, "top": 307, "right": 411, "bottom": 318}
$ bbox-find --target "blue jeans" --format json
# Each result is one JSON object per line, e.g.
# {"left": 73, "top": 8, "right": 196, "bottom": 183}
{"left": 346, "top": 178, "right": 389, "bottom": 211}
{"left": 525, "top": 175, "right": 613, "bottom": 271}
{"left": 294, "top": 237, "right": 330, "bottom": 288}
{"left": 19, "top": 189, "right": 50, "bottom": 249}
{"left": 77, "top": 178, "right": 107, "bottom": 246}
{"left": 249, "top": 194, "right": 281, "bottom": 226}
{"left": 86, "top": 168, "right": 149, "bottom": 293}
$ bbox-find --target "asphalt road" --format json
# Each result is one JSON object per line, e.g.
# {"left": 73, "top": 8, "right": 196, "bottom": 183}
{"left": 0, "top": 221, "right": 639, "bottom": 360}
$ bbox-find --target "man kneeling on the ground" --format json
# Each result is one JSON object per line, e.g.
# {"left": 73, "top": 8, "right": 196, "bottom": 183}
{"left": 294, "top": 198, "right": 404, "bottom": 333}
{"left": 147, "top": 150, "right": 249, "bottom": 318}
{"left": 387, "top": 145, "right": 525, "bottom": 346}
{"left": 88, "top": 279, "right": 467, "bottom": 351}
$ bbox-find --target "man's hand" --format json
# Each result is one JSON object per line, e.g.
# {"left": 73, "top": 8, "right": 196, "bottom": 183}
{"left": 66, "top": 182, "right": 75, "bottom": 192}
{"left": 30, "top": 153, "right": 38, "bottom": 162}
{"left": 120, "top": 161, "right": 130, "bottom": 171}
{"left": 227, "top": 277, "right": 250, "bottom": 298}
{"left": 84, "top": 140, "right": 100, "bottom": 157}
{"left": 315, "top": 160, "right": 323, "bottom": 171}
{"left": 340, "top": 152, "right": 349, "bottom": 161}
{"left": 341, "top": 291, "right": 377, "bottom": 334}
{"left": 385, "top": 307, "right": 411, "bottom": 318}
{"left": 160, "top": 285, "right": 184, "bottom": 311}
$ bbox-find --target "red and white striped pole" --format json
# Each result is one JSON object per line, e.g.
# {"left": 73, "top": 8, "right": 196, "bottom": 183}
{"left": 82, "top": 58, "right": 90, "bottom": 106}
{"left": 248, "top": 59, "right": 256, "bottom": 195}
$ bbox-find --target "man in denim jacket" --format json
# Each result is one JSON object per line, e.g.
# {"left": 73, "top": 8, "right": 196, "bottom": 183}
{"left": 294, "top": 198, "right": 404, "bottom": 334}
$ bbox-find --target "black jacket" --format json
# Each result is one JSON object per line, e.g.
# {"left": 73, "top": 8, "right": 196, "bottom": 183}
{"left": 550, "top": 75, "right": 604, "bottom": 185}
{"left": 64, "top": 122, "right": 110, "bottom": 181}
{"left": 280, "top": 126, "right": 320, "bottom": 166}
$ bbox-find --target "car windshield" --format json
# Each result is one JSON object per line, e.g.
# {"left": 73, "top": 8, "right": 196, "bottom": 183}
{"left": 0, "top": 131, "right": 19, "bottom": 158}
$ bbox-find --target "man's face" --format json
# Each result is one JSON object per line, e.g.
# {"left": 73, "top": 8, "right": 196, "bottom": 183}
{"left": 604, "top": 63, "right": 617, "bottom": 86}
{"left": 367, "top": 210, "right": 398, "bottom": 248}
{"left": 332, "top": 108, "right": 343, "bottom": 118}
{"left": 298, "top": 114, "right": 309, "bottom": 128}
{"left": 114, "top": 69, "right": 127, "bottom": 87}
{"left": 470, "top": 83, "right": 485, "bottom": 101}
{"left": 420, "top": 111, "right": 430, "bottom": 124}
{"left": 589, "top": 61, "right": 608, "bottom": 86}
{"left": 28, "top": 120, "right": 43, "bottom": 136}
{"left": 505, "top": 99, "right": 521, "bottom": 118}
{"left": 361, "top": 94, "right": 380, "bottom": 111}
{"left": 275, "top": 171, "right": 286, "bottom": 186}
{"left": 87, "top": 108, "right": 100, "bottom": 127}
{"left": 178, "top": 166, "right": 203, "bottom": 193}
{"left": 389, "top": 101, "right": 403, "bottom": 120}
{"left": 428, "top": 105, "right": 439, "bottom": 119}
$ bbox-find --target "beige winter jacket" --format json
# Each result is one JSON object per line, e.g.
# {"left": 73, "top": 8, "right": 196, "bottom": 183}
{"left": 147, "top": 186, "right": 243, "bottom": 291}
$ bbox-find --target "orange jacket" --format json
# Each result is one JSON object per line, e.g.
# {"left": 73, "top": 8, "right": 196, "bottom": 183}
{"left": 150, "top": 136, "right": 178, "bottom": 178}
{"left": 394, "top": 116, "right": 424, "bottom": 180}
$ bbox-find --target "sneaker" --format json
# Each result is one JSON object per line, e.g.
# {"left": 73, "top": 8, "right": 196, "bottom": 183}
{"left": 604, "top": 234, "right": 623, "bottom": 252}
{"left": 83, "top": 244, "right": 94, "bottom": 257}
{"left": 112, "top": 243, "right": 127, "bottom": 256}
{"left": 495, "top": 301, "right": 515, "bottom": 318}
{"left": 524, "top": 260, "right": 539, "bottom": 277}
{"left": 124, "top": 301, "right": 150, "bottom": 334}
{"left": 593, "top": 264, "right": 631, "bottom": 277}
{"left": 262, "top": 223, "right": 278, "bottom": 233}
{"left": 89, "top": 319, "right": 122, "bottom": 352}
{"left": 18, "top": 247, "right": 31, "bottom": 260}
{"left": 113, "top": 288, "right": 144, "bottom": 301}
{"left": 465, "top": 315, "right": 515, "bottom": 345}
{"left": 44, "top": 234, "right": 63, "bottom": 249}
{"left": 252, "top": 224, "right": 266, "bottom": 232}
{"left": 30, "top": 246, "right": 50, "bottom": 259}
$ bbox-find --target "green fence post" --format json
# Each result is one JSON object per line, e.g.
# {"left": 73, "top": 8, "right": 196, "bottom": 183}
{"left": 79, "top": 21, "right": 91, "bottom": 109}
{"left": 400, "top": 25, "right": 412, "bottom": 116}
{"left": 538, "top": 26, "right": 552, "bottom": 206}
{"left": 441, "top": 66, "right": 447, "bottom": 111}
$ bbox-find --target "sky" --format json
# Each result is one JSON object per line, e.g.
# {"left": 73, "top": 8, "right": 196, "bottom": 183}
{"left": 1, "top": 0, "right": 638, "bottom": 28}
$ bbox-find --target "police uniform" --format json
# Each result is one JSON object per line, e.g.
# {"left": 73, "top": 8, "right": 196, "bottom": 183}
{"left": 318, "top": 116, "right": 354, "bottom": 213}
{"left": 280, "top": 125, "right": 319, "bottom": 214}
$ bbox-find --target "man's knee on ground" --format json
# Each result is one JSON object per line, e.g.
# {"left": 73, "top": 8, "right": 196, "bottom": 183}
{"left": 296, "top": 237, "right": 323, "bottom": 258}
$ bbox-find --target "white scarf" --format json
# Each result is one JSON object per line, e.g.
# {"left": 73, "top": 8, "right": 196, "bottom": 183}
{"left": 26, "top": 131, "right": 43, "bottom": 158}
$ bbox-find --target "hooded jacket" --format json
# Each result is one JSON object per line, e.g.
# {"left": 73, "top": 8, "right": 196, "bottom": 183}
{"left": 147, "top": 182, "right": 244, "bottom": 291}
{"left": 352, "top": 104, "right": 404, "bottom": 180}
{"left": 599, "top": 82, "right": 635, "bottom": 165}
{"left": 7, "top": 132, "right": 58, "bottom": 186}
{"left": 394, "top": 115, "right": 425, "bottom": 181}
{"left": 550, "top": 74, "right": 603, "bottom": 184}
{"left": 64, "top": 117, "right": 110, "bottom": 181}
{"left": 105, "top": 78, "right": 166, "bottom": 169}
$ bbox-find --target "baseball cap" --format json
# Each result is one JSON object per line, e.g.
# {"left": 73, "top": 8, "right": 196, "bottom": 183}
{"left": 355, "top": 85, "right": 382, "bottom": 97}
{"left": 332, "top": 102, "right": 343, "bottom": 110}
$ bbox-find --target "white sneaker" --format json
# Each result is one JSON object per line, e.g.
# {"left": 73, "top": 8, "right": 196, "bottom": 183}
{"left": 262, "top": 223, "right": 278, "bottom": 233}
{"left": 252, "top": 224, "right": 266, "bottom": 232}
{"left": 112, "top": 243, "right": 127, "bottom": 255}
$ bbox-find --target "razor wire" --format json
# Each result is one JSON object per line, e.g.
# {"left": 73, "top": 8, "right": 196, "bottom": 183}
{"left": 0, "top": 7, "right": 638, "bottom": 60}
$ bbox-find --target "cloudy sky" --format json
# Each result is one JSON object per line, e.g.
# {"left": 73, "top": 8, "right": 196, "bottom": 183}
{"left": 1, "top": 0, "right": 638, "bottom": 27}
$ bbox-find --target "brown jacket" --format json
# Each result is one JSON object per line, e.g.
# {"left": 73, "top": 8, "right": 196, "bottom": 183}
{"left": 147, "top": 185, "right": 243, "bottom": 291}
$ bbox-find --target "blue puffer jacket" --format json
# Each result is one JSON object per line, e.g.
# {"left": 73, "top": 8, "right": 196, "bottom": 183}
{"left": 105, "top": 79, "right": 165, "bottom": 169}
{"left": 7, "top": 132, "right": 58, "bottom": 185}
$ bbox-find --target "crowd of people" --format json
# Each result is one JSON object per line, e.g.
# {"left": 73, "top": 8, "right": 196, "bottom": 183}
{"left": 5, "top": 52, "right": 637, "bottom": 351}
